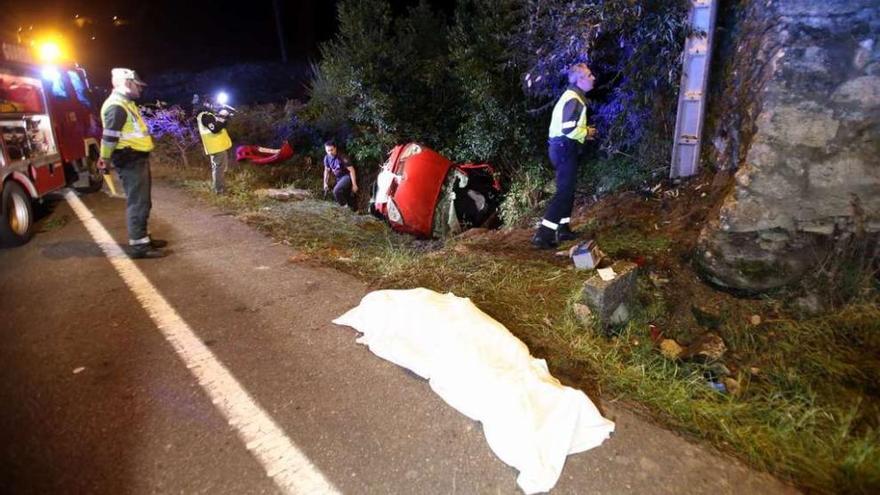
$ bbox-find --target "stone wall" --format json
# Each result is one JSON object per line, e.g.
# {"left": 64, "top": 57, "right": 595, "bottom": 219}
{"left": 698, "top": 0, "right": 879, "bottom": 291}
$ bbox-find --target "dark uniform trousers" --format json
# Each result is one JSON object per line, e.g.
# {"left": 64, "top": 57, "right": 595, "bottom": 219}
{"left": 113, "top": 148, "right": 152, "bottom": 243}
{"left": 543, "top": 137, "right": 580, "bottom": 226}
{"left": 333, "top": 174, "right": 356, "bottom": 210}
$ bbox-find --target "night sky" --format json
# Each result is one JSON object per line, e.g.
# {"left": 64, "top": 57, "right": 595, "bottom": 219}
{"left": 2, "top": 0, "right": 455, "bottom": 82}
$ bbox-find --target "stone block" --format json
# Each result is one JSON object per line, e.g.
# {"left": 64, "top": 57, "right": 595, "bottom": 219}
{"left": 609, "top": 303, "right": 631, "bottom": 325}
{"left": 581, "top": 261, "right": 638, "bottom": 324}
{"left": 758, "top": 102, "right": 839, "bottom": 148}
{"left": 832, "top": 76, "right": 880, "bottom": 107}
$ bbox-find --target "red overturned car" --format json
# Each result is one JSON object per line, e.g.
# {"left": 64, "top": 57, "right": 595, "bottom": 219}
{"left": 369, "top": 143, "right": 501, "bottom": 238}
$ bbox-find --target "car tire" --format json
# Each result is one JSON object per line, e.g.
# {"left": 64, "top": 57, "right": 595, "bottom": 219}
{"left": 0, "top": 181, "right": 34, "bottom": 247}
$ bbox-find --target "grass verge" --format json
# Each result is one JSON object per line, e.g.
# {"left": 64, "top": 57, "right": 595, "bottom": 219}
{"left": 161, "top": 161, "right": 879, "bottom": 494}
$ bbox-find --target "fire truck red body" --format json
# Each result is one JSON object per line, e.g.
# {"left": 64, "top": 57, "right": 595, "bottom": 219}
{"left": 0, "top": 41, "right": 103, "bottom": 246}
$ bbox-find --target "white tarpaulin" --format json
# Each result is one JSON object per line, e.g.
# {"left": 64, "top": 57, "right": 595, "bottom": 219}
{"left": 333, "top": 288, "right": 615, "bottom": 494}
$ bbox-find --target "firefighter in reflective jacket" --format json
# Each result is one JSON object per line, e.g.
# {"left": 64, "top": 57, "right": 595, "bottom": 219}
{"left": 98, "top": 67, "right": 168, "bottom": 259}
{"left": 197, "top": 101, "right": 233, "bottom": 194}
{"left": 532, "top": 63, "right": 597, "bottom": 249}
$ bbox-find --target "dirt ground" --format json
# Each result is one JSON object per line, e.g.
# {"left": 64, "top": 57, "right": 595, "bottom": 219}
{"left": 459, "top": 169, "right": 766, "bottom": 342}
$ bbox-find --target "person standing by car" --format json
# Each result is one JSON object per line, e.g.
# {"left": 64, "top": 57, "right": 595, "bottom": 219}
{"left": 531, "top": 63, "right": 597, "bottom": 249}
{"left": 97, "top": 68, "right": 167, "bottom": 259}
{"left": 322, "top": 140, "right": 359, "bottom": 211}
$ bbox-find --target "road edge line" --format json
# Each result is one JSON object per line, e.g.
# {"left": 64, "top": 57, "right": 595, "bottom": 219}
{"left": 65, "top": 191, "right": 339, "bottom": 495}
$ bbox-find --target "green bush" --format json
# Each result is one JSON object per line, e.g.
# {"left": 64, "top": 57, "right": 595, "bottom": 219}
{"left": 497, "top": 160, "right": 552, "bottom": 227}
{"left": 226, "top": 103, "right": 291, "bottom": 147}
{"left": 300, "top": 0, "right": 690, "bottom": 221}
{"left": 304, "top": 0, "right": 452, "bottom": 167}
{"left": 447, "top": 0, "right": 542, "bottom": 170}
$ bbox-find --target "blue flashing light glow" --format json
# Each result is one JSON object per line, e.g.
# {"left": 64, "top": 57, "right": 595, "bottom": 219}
{"left": 42, "top": 66, "right": 61, "bottom": 81}
{"left": 216, "top": 91, "right": 229, "bottom": 105}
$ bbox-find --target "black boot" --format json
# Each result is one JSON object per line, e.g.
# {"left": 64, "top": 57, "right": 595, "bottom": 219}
{"left": 557, "top": 224, "right": 577, "bottom": 242}
{"left": 150, "top": 238, "right": 168, "bottom": 248}
{"left": 531, "top": 226, "right": 559, "bottom": 250}
{"left": 130, "top": 244, "right": 167, "bottom": 259}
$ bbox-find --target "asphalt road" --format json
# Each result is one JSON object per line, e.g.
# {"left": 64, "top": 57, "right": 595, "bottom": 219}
{"left": 0, "top": 183, "right": 799, "bottom": 494}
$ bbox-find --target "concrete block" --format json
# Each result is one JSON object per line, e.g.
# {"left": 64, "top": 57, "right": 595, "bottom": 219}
{"left": 581, "top": 261, "right": 639, "bottom": 323}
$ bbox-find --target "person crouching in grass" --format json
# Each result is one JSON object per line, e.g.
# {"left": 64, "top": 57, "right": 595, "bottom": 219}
{"left": 322, "top": 140, "right": 359, "bottom": 211}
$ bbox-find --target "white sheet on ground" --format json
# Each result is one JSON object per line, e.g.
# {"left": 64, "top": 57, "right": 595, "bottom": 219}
{"left": 332, "top": 288, "right": 615, "bottom": 494}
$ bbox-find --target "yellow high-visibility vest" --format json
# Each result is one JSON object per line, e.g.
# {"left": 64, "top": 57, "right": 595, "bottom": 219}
{"left": 548, "top": 89, "right": 589, "bottom": 143}
{"left": 100, "top": 92, "right": 154, "bottom": 154}
{"left": 197, "top": 112, "right": 233, "bottom": 155}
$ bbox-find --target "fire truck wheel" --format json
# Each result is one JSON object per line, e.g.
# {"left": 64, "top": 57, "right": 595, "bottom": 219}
{"left": 0, "top": 181, "right": 34, "bottom": 247}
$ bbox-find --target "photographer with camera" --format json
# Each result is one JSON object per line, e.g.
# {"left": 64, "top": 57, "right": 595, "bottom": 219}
{"left": 196, "top": 92, "right": 235, "bottom": 194}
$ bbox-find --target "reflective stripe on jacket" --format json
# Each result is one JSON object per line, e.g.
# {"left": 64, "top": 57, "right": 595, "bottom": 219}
{"left": 548, "top": 89, "right": 588, "bottom": 143}
{"left": 100, "top": 92, "right": 154, "bottom": 156}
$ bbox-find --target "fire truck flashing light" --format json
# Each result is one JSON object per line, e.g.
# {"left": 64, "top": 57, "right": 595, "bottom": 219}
{"left": 37, "top": 41, "right": 63, "bottom": 63}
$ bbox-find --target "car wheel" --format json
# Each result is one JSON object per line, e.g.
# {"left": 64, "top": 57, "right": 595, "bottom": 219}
{"left": 0, "top": 181, "right": 34, "bottom": 247}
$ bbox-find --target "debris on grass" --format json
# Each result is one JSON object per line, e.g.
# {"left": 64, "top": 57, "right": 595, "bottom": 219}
{"left": 683, "top": 332, "right": 727, "bottom": 362}
{"left": 691, "top": 304, "right": 724, "bottom": 330}
{"left": 723, "top": 377, "right": 742, "bottom": 396}
{"left": 660, "top": 339, "right": 685, "bottom": 359}
{"left": 256, "top": 188, "right": 313, "bottom": 201}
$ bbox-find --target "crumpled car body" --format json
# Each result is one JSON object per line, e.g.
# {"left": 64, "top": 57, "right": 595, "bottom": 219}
{"left": 235, "top": 141, "right": 294, "bottom": 165}
{"left": 370, "top": 143, "right": 501, "bottom": 238}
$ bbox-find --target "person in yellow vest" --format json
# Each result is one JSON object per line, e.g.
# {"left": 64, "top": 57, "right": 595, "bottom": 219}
{"left": 531, "top": 63, "right": 598, "bottom": 249}
{"left": 97, "top": 68, "right": 167, "bottom": 259}
{"left": 197, "top": 98, "right": 234, "bottom": 194}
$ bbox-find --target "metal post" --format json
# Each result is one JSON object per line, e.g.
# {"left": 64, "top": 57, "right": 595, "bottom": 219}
{"left": 670, "top": 0, "right": 719, "bottom": 179}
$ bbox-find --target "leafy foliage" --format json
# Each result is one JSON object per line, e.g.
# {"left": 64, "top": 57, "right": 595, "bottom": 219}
{"left": 305, "top": 0, "right": 451, "bottom": 165}
{"left": 516, "top": 0, "right": 689, "bottom": 160}
{"left": 301, "top": 0, "right": 689, "bottom": 221}
{"left": 225, "top": 101, "right": 313, "bottom": 149}
{"left": 447, "top": 0, "right": 539, "bottom": 169}
{"left": 142, "top": 103, "right": 200, "bottom": 167}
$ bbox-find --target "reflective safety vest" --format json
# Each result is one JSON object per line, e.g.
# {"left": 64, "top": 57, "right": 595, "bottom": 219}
{"left": 100, "top": 92, "right": 154, "bottom": 153}
{"left": 548, "top": 89, "right": 589, "bottom": 143}
{"left": 197, "top": 112, "right": 233, "bottom": 155}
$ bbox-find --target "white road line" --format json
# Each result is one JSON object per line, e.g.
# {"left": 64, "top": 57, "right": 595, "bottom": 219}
{"left": 65, "top": 191, "right": 340, "bottom": 495}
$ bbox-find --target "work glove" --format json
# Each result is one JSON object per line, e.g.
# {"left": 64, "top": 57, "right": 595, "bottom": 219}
{"left": 97, "top": 158, "right": 113, "bottom": 173}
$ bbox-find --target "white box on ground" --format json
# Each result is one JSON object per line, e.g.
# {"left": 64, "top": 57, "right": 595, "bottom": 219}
{"left": 571, "top": 240, "right": 601, "bottom": 270}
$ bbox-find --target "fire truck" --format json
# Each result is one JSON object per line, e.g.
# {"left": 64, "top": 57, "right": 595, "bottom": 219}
{"left": 0, "top": 41, "right": 104, "bottom": 246}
